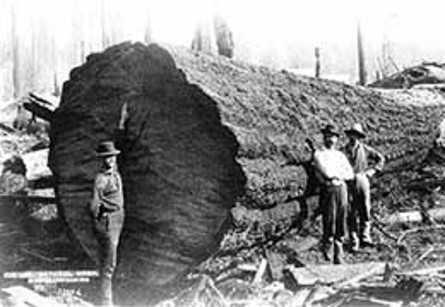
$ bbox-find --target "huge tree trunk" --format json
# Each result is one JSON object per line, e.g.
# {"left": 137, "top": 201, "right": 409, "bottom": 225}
{"left": 49, "top": 42, "right": 445, "bottom": 305}
{"left": 49, "top": 42, "right": 245, "bottom": 305}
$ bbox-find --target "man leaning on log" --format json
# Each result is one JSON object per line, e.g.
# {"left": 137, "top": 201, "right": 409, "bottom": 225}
{"left": 89, "top": 141, "right": 124, "bottom": 306}
{"left": 313, "top": 124, "right": 354, "bottom": 264}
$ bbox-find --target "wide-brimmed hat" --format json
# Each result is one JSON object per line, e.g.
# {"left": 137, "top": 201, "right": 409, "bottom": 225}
{"left": 95, "top": 141, "right": 121, "bottom": 157}
{"left": 320, "top": 124, "right": 340, "bottom": 137}
{"left": 345, "top": 123, "right": 366, "bottom": 139}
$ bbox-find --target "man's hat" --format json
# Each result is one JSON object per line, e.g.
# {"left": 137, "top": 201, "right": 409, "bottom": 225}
{"left": 95, "top": 141, "right": 121, "bottom": 157}
{"left": 320, "top": 124, "right": 340, "bottom": 137}
{"left": 345, "top": 123, "right": 366, "bottom": 139}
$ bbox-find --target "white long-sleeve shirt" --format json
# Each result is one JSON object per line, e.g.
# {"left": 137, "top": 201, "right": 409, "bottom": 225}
{"left": 313, "top": 148, "right": 354, "bottom": 185}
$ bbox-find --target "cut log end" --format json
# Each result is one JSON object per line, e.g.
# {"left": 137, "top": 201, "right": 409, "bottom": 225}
{"left": 49, "top": 42, "right": 246, "bottom": 305}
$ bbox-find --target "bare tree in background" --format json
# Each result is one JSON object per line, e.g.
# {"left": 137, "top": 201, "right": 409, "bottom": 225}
{"left": 315, "top": 47, "right": 321, "bottom": 78}
{"left": 213, "top": 14, "right": 234, "bottom": 58}
{"left": 144, "top": 24, "right": 152, "bottom": 45}
{"left": 191, "top": 22, "right": 214, "bottom": 54}
{"left": 101, "top": 0, "right": 110, "bottom": 49}
{"left": 357, "top": 20, "right": 367, "bottom": 85}
{"left": 191, "top": 26, "right": 204, "bottom": 52}
{"left": 144, "top": 7, "right": 152, "bottom": 45}
{"left": 11, "top": 2, "right": 20, "bottom": 98}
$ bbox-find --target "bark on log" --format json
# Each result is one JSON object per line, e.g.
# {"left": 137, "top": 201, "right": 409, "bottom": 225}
{"left": 49, "top": 42, "right": 445, "bottom": 305}
{"left": 49, "top": 43, "right": 245, "bottom": 305}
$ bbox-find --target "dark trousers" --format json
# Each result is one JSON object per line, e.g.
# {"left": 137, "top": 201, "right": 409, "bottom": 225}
{"left": 93, "top": 211, "right": 124, "bottom": 306}
{"left": 348, "top": 173, "right": 372, "bottom": 243}
{"left": 319, "top": 182, "right": 348, "bottom": 249}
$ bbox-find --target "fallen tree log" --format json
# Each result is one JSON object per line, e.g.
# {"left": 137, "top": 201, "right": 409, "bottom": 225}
{"left": 49, "top": 42, "right": 445, "bottom": 305}
{"left": 285, "top": 262, "right": 386, "bottom": 286}
{"left": 23, "top": 100, "right": 54, "bottom": 122}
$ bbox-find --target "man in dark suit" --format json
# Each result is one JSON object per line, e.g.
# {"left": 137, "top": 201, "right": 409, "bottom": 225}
{"left": 90, "top": 141, "right": 124, "bottom": 306}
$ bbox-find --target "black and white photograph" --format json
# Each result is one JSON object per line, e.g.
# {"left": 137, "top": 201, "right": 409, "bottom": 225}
{"left": 1, "top": 0, "right": 445, "bottom": 306}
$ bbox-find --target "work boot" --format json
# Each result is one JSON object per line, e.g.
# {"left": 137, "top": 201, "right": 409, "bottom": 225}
{"left": 333, "top": 241, "right": 344, "bottom": 265}
{"left": 321, "top": 240, "right": 332, "bottom": 262}
{"left": 322, "top": 250, "right": 331, "bottom": 262}
{"left": 349, "top": 232, "right": 359, "bottom": 252}
{"left": 360, "top": 221, "right": 374, "bottom": 248}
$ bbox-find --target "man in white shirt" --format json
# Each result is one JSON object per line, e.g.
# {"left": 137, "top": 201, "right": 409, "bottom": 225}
{"left": 313, "top": 124, "right": 354, "bottom": 264}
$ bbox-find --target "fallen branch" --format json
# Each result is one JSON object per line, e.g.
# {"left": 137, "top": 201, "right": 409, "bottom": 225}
{"left": 19, "top": 248, "right": 55, "bottom": 263}
{"left": 286, "top": 262, "right": 386, "bottom": 287}
{"left": 28, "top": 93, "right": 56, "bottom": 107}
{"left": 397, "top": 225, "right": 445, "bottom": 245}
{"left": 409, "top": 246, "right": 435, "bottom": 269}
{"left": 205, "top": 277, "right": 229, "bottom": 307}
{"left": 337, "top": 262, "right": 388, "bottom": 287}
{"left": 252, "top": 257, "right": 268, "bottom": 284}
{"left": 0, "top": 122, "right": 18, "bottom": 134}
{"left": 398, "top": 264, "right": 445, "bottom": 276}
{"left": 23, "top": 100, "right": 54, "bottom": 122}
{"left": 371, "top": 213, "right": 398, "bottom": 241}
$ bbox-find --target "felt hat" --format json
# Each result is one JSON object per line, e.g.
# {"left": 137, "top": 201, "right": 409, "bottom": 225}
{"left": 320, "top": 124, "right": 340, "bottom": 137}
{"left": 345, "top": 123, "right": 366, "bottom": 139}
{"left": 95, "top": 141, "right": 121, "bottom": 157}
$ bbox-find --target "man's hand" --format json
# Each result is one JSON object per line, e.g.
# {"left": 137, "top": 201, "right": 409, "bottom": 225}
{"left": 118, "top": 102, "right": 129, "bottom": 130}
{"left": 331, "top": 178, "right": 342, "bottom": 186}
{"left": 89, "top": 201, "right": 100, "bottom": 219}
{"left": 365, "top": 169, "right": 376, "bottom": 178}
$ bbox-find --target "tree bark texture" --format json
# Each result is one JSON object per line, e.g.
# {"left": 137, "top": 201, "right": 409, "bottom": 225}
{"left": 49, "top": 42, "right": 445, "bottom": 305}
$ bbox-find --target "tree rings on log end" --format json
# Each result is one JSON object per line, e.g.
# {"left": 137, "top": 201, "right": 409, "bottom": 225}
{"left": 49, "top": 42, "right": 246, "bottom": 305}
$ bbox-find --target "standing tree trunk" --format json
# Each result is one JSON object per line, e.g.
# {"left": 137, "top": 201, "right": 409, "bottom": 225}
{"left": 315, "top": 47, "right": 321, "bottom": 78}
{"left": 144, "top": 5, "right": 152, "bottom": 45}
{"left": 100, "top": 0, "right": 109, "bottom": 49}
{"left": 11, "top": 2, "right": 20, "bottom": 98}
{"left": 213, "top": 14, "right": 234, "bottom": 58}
{"left": 357, "top": 20, "right": 367, "bottom": 85}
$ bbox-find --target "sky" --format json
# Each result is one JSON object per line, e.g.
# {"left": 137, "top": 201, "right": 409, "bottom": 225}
{"left": 151, "top": 0, "right": 445, "bottom": 81}
{"left": 4, "top": 0, "right": 445, "bottom": 85}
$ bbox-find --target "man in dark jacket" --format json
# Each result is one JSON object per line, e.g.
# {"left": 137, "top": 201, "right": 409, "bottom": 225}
{"left": 342, "top": 123, "right": 385, "bottom": 251}
{"left": 90, "top": 141, "right": 124, "bottom": 306}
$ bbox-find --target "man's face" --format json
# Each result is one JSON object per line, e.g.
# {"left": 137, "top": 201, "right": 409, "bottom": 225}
{"left": 323, "top": 133, "right": 338, "bottom": 149}
{"left": 101, "top": 155, "right": 116, "bottom": 170}
{"left": 348, "top": 133, "right": 359, "bottom": 143}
